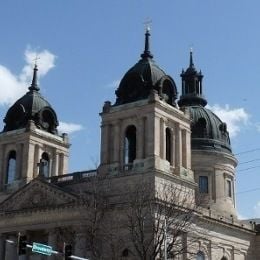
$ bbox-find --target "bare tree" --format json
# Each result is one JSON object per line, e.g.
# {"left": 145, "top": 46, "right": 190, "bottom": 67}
{"left": 126, "top": 180, "right": 201, "bottom": 260}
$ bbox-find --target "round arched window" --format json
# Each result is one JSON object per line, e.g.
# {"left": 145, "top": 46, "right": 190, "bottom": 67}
{"left": 196, "top": 251, "right": 205, "bottom": 260}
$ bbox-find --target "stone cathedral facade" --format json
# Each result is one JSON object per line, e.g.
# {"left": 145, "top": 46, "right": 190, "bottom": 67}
{"left": 0, "top": 30, "right": 259, "bottom": 260}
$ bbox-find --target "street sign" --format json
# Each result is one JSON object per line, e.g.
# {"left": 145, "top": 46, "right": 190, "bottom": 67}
{"left": 32, "top": 242, "right": 53, "bottom": 256}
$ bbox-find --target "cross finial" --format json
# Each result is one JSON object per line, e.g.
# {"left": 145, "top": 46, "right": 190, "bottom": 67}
{"left": 189, "top": 46, "right": 194, "bottom": 68}
{"left": 144, "top": 18, "right": 152, "bottom": 32}
{"left": 33, "top": 55, "right": 40, "bottom": 67}
{"left": 28, "top": 56, "right": 40, "bottom": 92}
{"left": 141, "top": 18, "right": 153, "bottom": 59}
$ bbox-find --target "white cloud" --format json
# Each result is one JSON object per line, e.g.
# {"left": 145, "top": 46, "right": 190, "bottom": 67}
{"left": 105, "top": 79, "right": 120, "bottom": 89}
{"left": 207, "top": 104, "right": 249, "bottom": 138}
{"left": 237, "top": 212, "right": 249, "bottom": 220}
{"left": 0, "top": 47, "right": 56, "bottom": 106}
{"left": 253, "top": 201, "right": 260, "bottom": 218}
{"left": 58, "top": 122, "right": 83, "bottom": 134}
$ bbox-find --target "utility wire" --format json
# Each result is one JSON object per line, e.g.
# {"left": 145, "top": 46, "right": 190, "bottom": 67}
{"left": 238, "top": 158, "right": 260, "bottom": 165}
{"left": 235, "top": 148, "right": 260, "bottom": 156}
{"left": 236, "top": 187, "right": 260, "bottom": 195}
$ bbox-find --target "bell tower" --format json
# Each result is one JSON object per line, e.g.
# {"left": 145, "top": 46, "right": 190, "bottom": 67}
{"left": 99, "top": 29, "right": 194, "bottom": 182}
{"left": 178, "top": 51, "right": 237, "bottom": 218}
{"left": 0, "top": 65, "right": 70, "bottom": 192}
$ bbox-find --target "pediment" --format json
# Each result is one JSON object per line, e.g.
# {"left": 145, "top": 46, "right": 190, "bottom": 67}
{"left": 0, "top": 178, "right": 78, "bottom": 213}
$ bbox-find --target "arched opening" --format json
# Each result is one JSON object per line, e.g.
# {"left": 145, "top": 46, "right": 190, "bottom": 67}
{"left": 124, "top": 125, "right": 136, "bottom": 164}
{"left": 196, "top": 251, "right": 205, "bottom": 260}
{"left": 6, "top": 150, "right": 16, "bottom": 184}
{"left": 162, "top": 80, "right": 173, "bottom": 105}
{"left": 166, "top": 128, "right": 172, "bottom": 165}
{"left": 39, "top": 152, "right": 50, "bottom": 177}
{"left": 221, "top": 257, "right": 228, "bottom": 260}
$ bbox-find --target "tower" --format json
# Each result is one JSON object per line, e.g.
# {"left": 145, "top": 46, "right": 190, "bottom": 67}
{"left": 99, "top": 29, "right": 194, "bottom": 184}
{"left": 0, "top": 65, "right": 69, "bottom": 192}
{"left": 178, "top": 50, "right": 237, "bottom": 218}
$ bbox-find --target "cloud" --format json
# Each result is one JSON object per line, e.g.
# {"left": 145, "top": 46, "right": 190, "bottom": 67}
{"left": 253, "top": 201, "right": 260, "bottom": 218}
{"left": 58, "top": 122, "right": 83, "bottom": 134}
{"left": 207, "top": 104, "right": 249, "bottom": 138}
{"left": 105, "top": 79, "right": 120, "bottom": 89}
{"left": 237, "top": 212, "right": 249, "bottom": 220}
{"left": 0, "top": 47, "right": 56, "bottom": 106}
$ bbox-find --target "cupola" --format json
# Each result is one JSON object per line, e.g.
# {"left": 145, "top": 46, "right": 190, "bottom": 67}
{"left": 3, "top": 65, "right": 58, "bottom": 134}
{"left": 178, "top": 50, "right": 207, "bottom": 107}
{"left": 115, "top": 28, "right": 177, "bottom": 106}
{"left": 178, "top": 51, "right": 232, "bottom": 154}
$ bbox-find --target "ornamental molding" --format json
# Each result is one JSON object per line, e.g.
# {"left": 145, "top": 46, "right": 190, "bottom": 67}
{"left": 0, "top": 178, "right": 79, "bottom": 215}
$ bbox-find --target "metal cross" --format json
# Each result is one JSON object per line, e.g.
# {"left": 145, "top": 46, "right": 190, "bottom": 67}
{"left": 33, "top": 55, "right": 40, "bottom": 66}
{"left": 144, "top": 18, "right": 152, "bottom": 31}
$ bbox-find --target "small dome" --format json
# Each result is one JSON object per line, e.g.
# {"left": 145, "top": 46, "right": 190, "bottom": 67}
{"left": 115, "top": 29, "right": 177, "bottom": 106}
{"left": 3, "top": 65, "right": 58, "bottom": 134}
{"left": 187, "top": 105, "right": 232, "bottom": 153}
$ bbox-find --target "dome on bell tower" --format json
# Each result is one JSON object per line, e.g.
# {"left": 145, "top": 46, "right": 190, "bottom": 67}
{"left": 3, "top": 64, "right": 59, "bottom": 134}
{"left": 115, "top": 28, "right": 178, "bottom": 106}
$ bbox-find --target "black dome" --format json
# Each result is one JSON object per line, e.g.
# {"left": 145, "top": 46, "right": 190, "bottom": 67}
{"left": 3, "top": 65, "right": 58, "bottom": 134}
{"left": 115, "top": 29, "right": 177, "bottom": 106}
{"left": 187, "top": 106, "right": 231, "bottom": 153}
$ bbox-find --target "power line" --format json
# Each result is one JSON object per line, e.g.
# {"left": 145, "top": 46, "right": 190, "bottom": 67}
{"left": 236, "top": 187, "right": 260, "bottom": 195}
{"left": 238, "top": 158, "right": 260, "bottom": 165}
{"left": 235, "top": 148, "right": 260, "bottom": 156}
{"left": 237, "top": 165, "right": 260, "bottom": 173}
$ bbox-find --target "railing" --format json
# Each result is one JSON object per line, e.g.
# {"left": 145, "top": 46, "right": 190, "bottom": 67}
{"left": 47, "top": 170, "right": 97, "bottom": 184}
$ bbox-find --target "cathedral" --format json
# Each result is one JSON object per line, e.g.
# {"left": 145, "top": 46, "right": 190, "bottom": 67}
{"left": 0, "top": 29, "right": 259, "bottom": 260}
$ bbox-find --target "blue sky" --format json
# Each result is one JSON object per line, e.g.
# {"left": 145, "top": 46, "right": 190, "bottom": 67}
{"left": 0, "top": 1, "right": 260, "bottom": 218}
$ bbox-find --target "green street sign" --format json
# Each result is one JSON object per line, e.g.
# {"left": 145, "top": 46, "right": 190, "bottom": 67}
{"left": 32, "top": 242, "right": 53, "bottom": 256}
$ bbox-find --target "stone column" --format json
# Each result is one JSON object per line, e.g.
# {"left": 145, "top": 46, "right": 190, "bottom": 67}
{"left": 154, "top": 116, "right": 161, "bottom": 157}
{"left": 48, "top": 229, "right": 57, "bottom": 260}
{"left": 160, "top": 118, "right": 165, "bottom": 160}
{"left": 100, "top": 124, "right": 109, "bottom": 164}
{"left": 113, "top": 123, "right": 120, "bottom": 163}
{"left": 1, "top": 144, "right": 7, "bottom": 188}
{"left": 175, "top": 123, "right": 182, "bottom": 171}
{"left": 33, "top": 144, "right": 39, "bottom": 178}
{"left": 5, "top": 234, "right": 17, "bottom": 260}
{"left": 137, "top": 118, "right": 145, "bottom": 159}
{"left": 0, "top": 234, "right": 5, "bottom": 260}
{"left": 16, "top": 143, "right": 24, "bottom": 180}
{"left": 181, "top": 129, "right": 187, "bottom": 168}
{"left": 171, "top": 128, "right": 175, "bottom": 168}
{"left": 51, "top": 148, "right": 58, "bottom": 177}
{"left": 74, "top": 231, "right": 87, "bottom": 258}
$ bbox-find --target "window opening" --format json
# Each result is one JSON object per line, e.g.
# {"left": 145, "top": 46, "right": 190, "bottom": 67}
{"left": 199, "top": 176, "right": 208, "bottom": 193}
{"left": 196, "top": 251, "right": 205, "bottom": 260}
{"left": 39, "top": 152, "right": 50, "bottom": 177}
{"left": 124, "top": 126, "right": 136, "bottom": 164}
{"left": 166, "top": 128, "right": 172, "bottom": 164}
{"left": 6, "top": 150, "right": 16, "bottom": 184}
{"left": 227, "top": 179, "right": 232, "bottom": 198}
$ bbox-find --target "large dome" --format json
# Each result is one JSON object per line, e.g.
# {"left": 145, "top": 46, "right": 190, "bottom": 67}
{"left": 3, "top": 65, "right": 58, "bottom": 134}
{"left": 187, "top": 106, "right": 231, "bottom": 153}
{"left": 115, "top": 29, "right": 177, "bottom": 106}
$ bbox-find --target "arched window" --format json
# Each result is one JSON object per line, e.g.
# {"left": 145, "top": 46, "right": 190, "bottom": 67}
{"left": 6, "top": 150, "right": 16, "bottom": 184}
{"left": 124, "top": 125, "right": 136, "bottom": 164}
{"left": 39, "top": 152, "right": 50, "bottom": 177}
{"left": 196, "top": 251, "right": 205, "bottom": 260}
{"left": 166, "top": 128, "right": 172, "bottom": 164}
